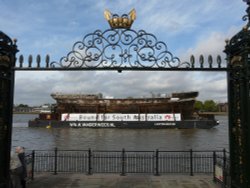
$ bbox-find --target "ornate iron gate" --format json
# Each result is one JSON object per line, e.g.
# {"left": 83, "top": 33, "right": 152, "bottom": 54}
{"left": 1, "top": 2, "right": 250, "bottom": 187}
{"left": 224, "top": 18, "right": 250, "bottom": 188}
{"left": 0, "top": 31, "right": 18, "bottom": 188}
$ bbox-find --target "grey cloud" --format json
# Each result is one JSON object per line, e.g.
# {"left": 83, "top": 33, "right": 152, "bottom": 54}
{"left": 14, "top": 70, "right": 227, "bottom": 106}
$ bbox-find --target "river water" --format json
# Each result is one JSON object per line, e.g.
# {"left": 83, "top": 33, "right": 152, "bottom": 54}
{"left": 12, "top": 114, "right": 229, "bottom": 151}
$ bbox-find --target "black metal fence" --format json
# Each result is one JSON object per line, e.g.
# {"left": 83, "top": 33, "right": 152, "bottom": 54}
{"left": 25, "top": 148, "right": 229, "bottom": 182}
{"left": 213, "top": 150, "right": 230, "bottom": 188}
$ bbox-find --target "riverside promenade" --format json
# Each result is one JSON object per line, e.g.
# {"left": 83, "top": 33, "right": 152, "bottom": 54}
{"left": 27, "top": 174, "right": 221, "bottom": 188}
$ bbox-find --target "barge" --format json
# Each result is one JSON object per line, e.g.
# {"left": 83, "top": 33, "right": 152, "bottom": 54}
{"left": 29, "top": 91, "right": 219, "bottom": 129}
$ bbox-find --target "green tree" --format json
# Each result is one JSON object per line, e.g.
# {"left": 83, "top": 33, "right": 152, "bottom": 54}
{"left": 203, "top": 100, "right": 218, "bottom": 112}
{"left": 194, "top": 101, "right": 203, "bottom": 111}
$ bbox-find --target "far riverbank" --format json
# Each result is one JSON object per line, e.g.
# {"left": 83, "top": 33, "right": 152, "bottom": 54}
{"left": 13, "top": 112, "right": 39, "bottom": 114}
{"left": 199, "top": 112, "right": 228, "bottom": 116}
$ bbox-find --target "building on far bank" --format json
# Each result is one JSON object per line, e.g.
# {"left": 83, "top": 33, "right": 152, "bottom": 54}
{"left": 13, "top": 106, "right": 34, "bottom": 113}
{"left": 217, "top": 103, "right": 228, "bottom": 112}
{"left": 13, "top": 104, "right": 53, "bottom": 114}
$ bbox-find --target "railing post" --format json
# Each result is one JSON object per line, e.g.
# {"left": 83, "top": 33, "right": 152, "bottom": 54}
{"left": 213, "top": 151, "right": 216, "bottom": 182}
{"left": 222, "top": 148, "right": 226, "bottom": 188}
{"left": 88, "top": 148, "right": 92, "bottom": 175}
{"left": 190, "top": 149, "right": 193, "bottom": 176}
{"left": 154, "top": 149, "right": 160, "bottom": 176}
{"left": 31, "top": 150, "right": 35, "bottom": 180}
{"left": 121, "top": 148, "right": 126, "bottom": 176}
{"left": 54, "top": 147, "right": 58, "bottom": 175}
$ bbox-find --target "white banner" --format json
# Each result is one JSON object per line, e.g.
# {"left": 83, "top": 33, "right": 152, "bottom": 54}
{"left": 61, "top": 113, "right": 181, "bottom": 121}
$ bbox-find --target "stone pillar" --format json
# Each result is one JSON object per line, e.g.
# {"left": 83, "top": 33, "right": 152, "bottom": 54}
{"left": 0, "top": 31, "right": 18, "bottom": 188}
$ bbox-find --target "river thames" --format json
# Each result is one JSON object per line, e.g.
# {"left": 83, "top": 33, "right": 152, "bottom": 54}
{"left": 11, "top": 114, "right": 229, "bottom": 151}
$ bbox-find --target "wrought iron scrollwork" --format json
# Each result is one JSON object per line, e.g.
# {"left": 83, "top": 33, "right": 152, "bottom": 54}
{"left": 0, "top": 31, "right": 14, "bottom": 46}
{"left": 0, "top": 31, "right": 18, "bottom": 74}
{"left": 15, "top": 29, "right": 226, "bottom": 70}
{"left": 50, "top": 29, "right": 188, "bottom": 69}
{"left": 242, "top": 0, "right": 250, "bottom": 28}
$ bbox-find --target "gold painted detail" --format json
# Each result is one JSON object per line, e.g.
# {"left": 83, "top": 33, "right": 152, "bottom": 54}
{"left": 231, "top": 56, "right": 242, "bottom": 66}
{"left": 104, "top": 9, "right": 136, "bottom": 29}
{"left": 0, "top": 55, "right": 10, "bottom": 67}
{"left": 46, "top": 114, "right": 51, "bottom": 120}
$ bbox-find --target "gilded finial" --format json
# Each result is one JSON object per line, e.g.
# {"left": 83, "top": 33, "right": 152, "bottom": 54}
{"left": 104, "top": 9, "right": 136, "bottom": 29}
{"left": 129, "top": 9, "right": 136, "bottom": 21}
{"left": 104, "top": 9, "right": 112, "bottom": 21}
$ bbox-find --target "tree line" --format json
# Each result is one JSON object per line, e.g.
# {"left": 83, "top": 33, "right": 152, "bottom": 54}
{"left": 194, "top": 100, "right": 220, "bottom": 112}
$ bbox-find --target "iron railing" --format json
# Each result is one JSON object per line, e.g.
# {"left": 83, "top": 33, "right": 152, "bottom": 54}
{"left": 25, "top": 148, "right": 229, "bottom": 178}
{"left": 213, "top": 150, "right": 231, "bottom": 188}
{"left": 24, "top": 148, "right": 230, "bottom": 187}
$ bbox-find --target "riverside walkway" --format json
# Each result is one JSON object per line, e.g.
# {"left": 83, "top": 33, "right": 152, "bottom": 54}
{"left": 27, "top": 174, "right": 221, "bottom": 188}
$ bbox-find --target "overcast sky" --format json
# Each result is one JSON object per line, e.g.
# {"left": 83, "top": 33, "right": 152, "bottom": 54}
{"left": 0, "top": 0, "right": 247, "bottom": 106}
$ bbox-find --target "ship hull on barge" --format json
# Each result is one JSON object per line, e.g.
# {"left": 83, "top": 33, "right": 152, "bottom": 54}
{"left": 28, "top": 91, "right": 219, "bottom": 129}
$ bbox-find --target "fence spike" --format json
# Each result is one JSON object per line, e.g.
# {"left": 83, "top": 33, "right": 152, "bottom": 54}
{"left": 199, "top": 55, "right": 204, "bottom": 68}
{"left": 19, "top": 55, "right": 23, "bottom": 68}
{"left": 36, "top": 55, "right": 41, "bottom": 68}
{"left": 28, "top": 55, "right": 33, "bottom": 68}
{"left": 46, "top": 54, "right": 50, "bottom": 68}
{"left": 217, "top": 55, "right": 222, "bottom": 68}
{"left": 190, "top": 55, "right": 195, "bottom": 68}
{"left": 208, "top": 55, "right": 213, "bottom": 68}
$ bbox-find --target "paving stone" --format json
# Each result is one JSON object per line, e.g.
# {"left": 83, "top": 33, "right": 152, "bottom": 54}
{"left": 167, "top": 180, "right": 179, "bottom": 186}
{"left": 27, "top": 173, "right": 221, "bottom": 188}
{"left": 182, "top": 184, "right": 198, "bottom": 188}
{"left": 150, "top": 182, "right": 164, "bottom": 188}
